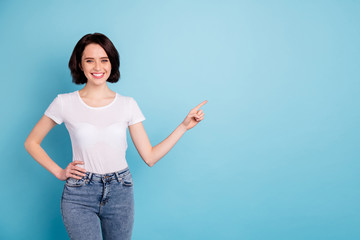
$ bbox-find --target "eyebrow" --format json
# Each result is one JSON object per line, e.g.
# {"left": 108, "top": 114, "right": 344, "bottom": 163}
{"left": 83, "top": 57, "right": 109, "bottom": 60}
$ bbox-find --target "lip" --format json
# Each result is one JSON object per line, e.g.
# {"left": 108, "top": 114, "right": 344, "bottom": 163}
{"left": 91, "top": 73, "right": 105, "bottom": 79}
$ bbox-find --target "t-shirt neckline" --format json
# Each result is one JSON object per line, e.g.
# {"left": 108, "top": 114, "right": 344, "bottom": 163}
{"left": 76, "top": 90, "right": 117, "bottom": 110}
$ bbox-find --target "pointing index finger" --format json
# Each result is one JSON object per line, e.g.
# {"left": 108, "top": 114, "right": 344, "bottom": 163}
{"left": 194, "top": 100, "right": 208, "bottom": 110}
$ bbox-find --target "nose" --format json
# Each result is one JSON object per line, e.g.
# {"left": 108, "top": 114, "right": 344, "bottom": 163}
{"left": 94, "top": 60, "right": 101, "bottom": 71}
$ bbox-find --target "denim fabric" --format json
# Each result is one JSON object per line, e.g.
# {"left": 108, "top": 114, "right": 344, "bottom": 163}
{"left": 61, "top": 167, "right": 134, "bottom": 240}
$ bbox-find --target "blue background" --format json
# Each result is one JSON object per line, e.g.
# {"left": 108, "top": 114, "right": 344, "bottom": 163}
{"left": 1, "top": 0, "right": 359, "bottom": 239}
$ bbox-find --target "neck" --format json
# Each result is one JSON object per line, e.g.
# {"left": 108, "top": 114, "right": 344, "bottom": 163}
{"left": 79, "top": 83, "right": 114, "bottom": 99}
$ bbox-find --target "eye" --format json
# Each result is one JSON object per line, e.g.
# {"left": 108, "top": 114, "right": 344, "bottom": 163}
{"left": 101, "top": 59, "right": 109, "bottom": 63}
{"left": 86, "top": 60, "right": 94, "bottom": 63}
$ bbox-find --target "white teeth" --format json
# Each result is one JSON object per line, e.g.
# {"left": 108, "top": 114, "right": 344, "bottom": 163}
{"left": 92, "top": 73, "right": 103, "bottom": 77}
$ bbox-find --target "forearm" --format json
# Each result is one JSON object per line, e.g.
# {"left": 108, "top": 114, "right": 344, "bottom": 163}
{"left": 148, "top": 123, "right": 187, "bottom": 166}
{"left": 24, "top": 142, "right": 63, "bottom": 179}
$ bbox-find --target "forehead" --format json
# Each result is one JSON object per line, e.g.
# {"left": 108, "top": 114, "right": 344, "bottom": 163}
{"left": 82, "top": 43, "right": 108, "bottom": 58}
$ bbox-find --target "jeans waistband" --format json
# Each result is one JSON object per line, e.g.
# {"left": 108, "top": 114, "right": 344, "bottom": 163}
{"left": 84, "top": 167, "right": 130, "bottom": 183}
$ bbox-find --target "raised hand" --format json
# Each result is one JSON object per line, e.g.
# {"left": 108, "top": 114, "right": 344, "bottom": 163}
{"left": 181, "top": 100, "right": 208, "bottom": 130}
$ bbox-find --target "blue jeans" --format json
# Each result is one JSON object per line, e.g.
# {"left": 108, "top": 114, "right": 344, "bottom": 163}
{"left": 61, "top": 167, "right": 134, "bottom": 240}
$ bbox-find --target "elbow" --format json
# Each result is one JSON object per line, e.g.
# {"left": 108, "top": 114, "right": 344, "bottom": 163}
{"left": 143, "top": 148, "right": 155, "bottom": 167}
{"left": 24, "top": 140, "right": 37, "bottom": 152}
{"left": 145, "top": 159, "right": 155, "bottom": 167}
{"left": 143, "top": 156, "right": 155, "bottom": 167}
{"left": 24, "top": 140, "right": 31, "bottom": 151}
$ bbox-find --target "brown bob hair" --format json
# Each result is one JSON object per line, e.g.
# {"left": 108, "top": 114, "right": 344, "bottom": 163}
{"left": 68, "top": 33, "right": 120, "bottom": 84}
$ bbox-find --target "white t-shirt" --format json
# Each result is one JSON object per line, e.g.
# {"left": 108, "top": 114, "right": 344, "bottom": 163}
{"left": 44, "top": 90, "right": 145, "bottom": 174}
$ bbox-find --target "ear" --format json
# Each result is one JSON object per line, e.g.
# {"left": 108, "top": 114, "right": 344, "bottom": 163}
{"left": 79, "top": 63, "right": 83, "bottom": 71}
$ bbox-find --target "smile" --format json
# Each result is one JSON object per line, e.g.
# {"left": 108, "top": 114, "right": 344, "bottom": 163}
{"left": 91, "top": 73, "right": 105, "bottom": 79}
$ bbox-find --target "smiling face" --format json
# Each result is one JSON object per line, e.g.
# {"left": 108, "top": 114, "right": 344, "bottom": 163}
{"left": 80, "top": 43, "right": 112, "bottom": 85}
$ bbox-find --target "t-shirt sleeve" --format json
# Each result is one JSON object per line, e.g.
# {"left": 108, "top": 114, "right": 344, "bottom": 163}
{"left": 44, "top": 95, "right": 63, "bottom": 125}
{"left": 128, "top": 97, "right": 146, "bottom": 126}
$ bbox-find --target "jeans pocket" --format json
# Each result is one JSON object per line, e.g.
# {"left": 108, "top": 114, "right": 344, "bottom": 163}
{"left": 121, "top": 172, "right": 133, "bottom": 187}
{"left": 65, "top": 177, "right": 86, "bottom": 187}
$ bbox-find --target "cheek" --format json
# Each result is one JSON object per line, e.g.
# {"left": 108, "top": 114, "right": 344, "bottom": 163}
{"left": 80, "top": 63, "right": 88, "bottom": 72}
{"left": 83, "top": 67, "right": 91, "bottom": 75}
{"left": 107, "top": 65, "right": 112, "bottom": 73}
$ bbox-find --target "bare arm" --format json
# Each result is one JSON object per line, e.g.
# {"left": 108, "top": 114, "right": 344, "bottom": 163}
{"left": 24, "top": 115, "right": 86, "bottom": 180}
{"left": 129, "top": 100, "right": 207, "bottom": 167}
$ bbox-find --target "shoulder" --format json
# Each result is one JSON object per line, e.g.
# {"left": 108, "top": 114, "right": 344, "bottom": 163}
{"left": 55, "top": 90, "right": 77, "bottom": 99}
{"left": 115, "top": 93, "right": 137, "bottom": 104}
{"left": 52, "top": 91, "right": 78, "bottom": 104}
{"left": 57, "top": 90, "right": 77, "bottom": 97}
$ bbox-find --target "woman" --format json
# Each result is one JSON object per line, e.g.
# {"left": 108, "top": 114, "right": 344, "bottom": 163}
{"left": 24, "top": 33, "right": 206, "bottom": 240}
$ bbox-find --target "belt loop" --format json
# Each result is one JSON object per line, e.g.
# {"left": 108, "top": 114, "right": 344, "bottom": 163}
{"left": 88, "top": 172, "right": 93, "bottom": 182}
{"left": 115, "top": 172, "right": 121, "bottom": 182}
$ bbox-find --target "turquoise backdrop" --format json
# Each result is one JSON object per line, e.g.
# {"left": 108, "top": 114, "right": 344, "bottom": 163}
{"left": 1, "top": 0, "right": 359, "bottom": 239}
